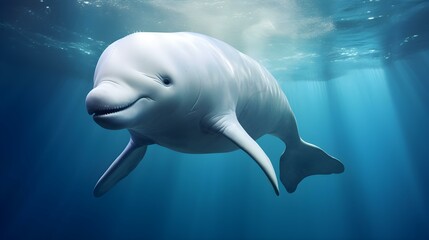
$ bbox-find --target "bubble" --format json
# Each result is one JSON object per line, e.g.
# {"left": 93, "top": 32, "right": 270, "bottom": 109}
{"left": 45, "top": 5, "right": 51, "bottom": 14}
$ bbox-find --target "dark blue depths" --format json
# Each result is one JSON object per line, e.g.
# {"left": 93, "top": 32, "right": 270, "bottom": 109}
{"left": 0, "top": 1, "right": 428, "bottom": 239}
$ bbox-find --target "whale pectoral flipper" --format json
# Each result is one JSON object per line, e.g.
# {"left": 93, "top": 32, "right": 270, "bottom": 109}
{"left": 93, "top": 139, "right": 147, "bottom": 197}
{"left": 211, "top": 114, "right": 280, "bottom": 195}
{"left": 280, "top": 140, "right": 344, "bottom": 193}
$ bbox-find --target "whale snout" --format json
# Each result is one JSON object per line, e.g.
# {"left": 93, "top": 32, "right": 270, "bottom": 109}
{"left": 86, "top": 89, "right": 106, "bottom": 116}
{"left": 85, "top": 81, "right": 152, "bottom": 130}
{"left": 86, "top": 84, "right": 113, "bottom": 116}
{"left": 86, "top": 81, "right": 135, "bottom": 115}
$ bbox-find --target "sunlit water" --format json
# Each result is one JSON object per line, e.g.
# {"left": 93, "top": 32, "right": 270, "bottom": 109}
{"left": 1, "top": 1, "right": 428, "bottom": 239}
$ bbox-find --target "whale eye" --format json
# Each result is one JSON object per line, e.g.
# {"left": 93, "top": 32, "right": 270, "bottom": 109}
{"left": 160, "top": 75, "right": 172, "bottom": 86}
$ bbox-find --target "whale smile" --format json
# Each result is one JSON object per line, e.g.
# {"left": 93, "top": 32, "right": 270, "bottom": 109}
{"left": 89, "top": 98, "right": 144, "bottom": 117}
{"left": 92, "top": 103, "right": 134, "bottom": 116}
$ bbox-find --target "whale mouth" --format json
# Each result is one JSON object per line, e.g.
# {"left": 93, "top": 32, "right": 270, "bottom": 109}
{"left": 90, "top": 98, "right": 143, "bottom": 117}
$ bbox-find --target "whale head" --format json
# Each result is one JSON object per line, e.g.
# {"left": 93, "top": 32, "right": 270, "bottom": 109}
{"left": 86, "top": 33, "right": 197, "bottom": 131}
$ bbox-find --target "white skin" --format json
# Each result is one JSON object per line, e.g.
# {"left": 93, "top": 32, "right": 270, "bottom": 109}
{"left": 86, "top": 32, "right": 344, "bottom": 197}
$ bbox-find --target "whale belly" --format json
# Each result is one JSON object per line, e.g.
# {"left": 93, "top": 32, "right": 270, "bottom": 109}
{"left": 153, "top": 129, "right": 240, "bottom": 153}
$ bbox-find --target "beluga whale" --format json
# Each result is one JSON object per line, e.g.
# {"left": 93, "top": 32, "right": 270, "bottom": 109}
{"left": 86, "top": 32, "right": 344, "bottom": 197}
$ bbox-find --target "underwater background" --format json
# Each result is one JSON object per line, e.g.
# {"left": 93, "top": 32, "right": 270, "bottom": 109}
{"left": 1, "top": 0, "right": 428, "bottom": 239}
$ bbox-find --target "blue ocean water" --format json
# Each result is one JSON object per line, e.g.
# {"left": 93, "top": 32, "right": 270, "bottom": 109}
{"left": 1, "top": 0, "right": 428, "bottom": 239}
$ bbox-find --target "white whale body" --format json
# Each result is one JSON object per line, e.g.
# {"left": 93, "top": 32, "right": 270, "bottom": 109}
{"left": 86, "top": 32, "right": 344, "bottom": 197}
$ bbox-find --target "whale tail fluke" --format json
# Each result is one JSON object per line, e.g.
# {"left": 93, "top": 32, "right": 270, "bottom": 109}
{"left": 280, "top": 140, "right": 344, "bottom": 193}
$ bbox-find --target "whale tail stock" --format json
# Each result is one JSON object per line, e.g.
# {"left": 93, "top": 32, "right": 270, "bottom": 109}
{"left": 280, "top": 140, "right": 344, "bottom": 193}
